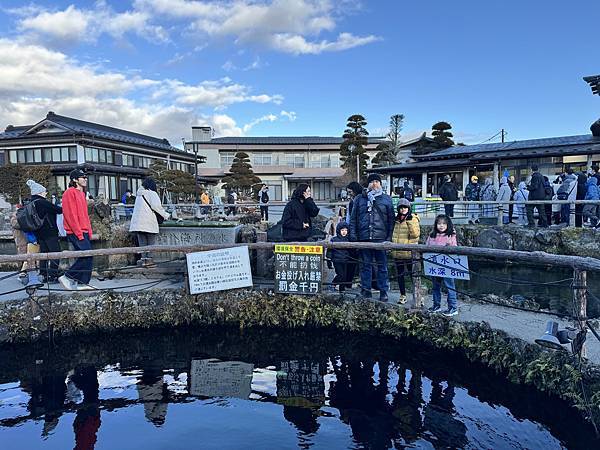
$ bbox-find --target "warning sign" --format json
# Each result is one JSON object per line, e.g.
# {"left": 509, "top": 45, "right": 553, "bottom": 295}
{"left": 186, "top": 246, "right": 253, "bottom": 294}
{"left": 274, "top": 245, "right": 323, "bottom": 295}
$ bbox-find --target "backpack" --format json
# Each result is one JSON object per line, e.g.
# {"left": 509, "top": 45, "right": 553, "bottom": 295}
{"left": 16, "top": 199, "right": 44, "bottom": 232}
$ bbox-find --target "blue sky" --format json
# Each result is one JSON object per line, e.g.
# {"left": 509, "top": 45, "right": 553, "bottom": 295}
{"left": 0, "top": 0, "right": 598, "bottom": 145}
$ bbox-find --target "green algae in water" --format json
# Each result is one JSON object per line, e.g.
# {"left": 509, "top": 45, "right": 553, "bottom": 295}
{"left": 0, "top": 327, "right": 597, "bottom": 449}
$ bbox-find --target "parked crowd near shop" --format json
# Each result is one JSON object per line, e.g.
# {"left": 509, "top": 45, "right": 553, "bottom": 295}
{"left": 422, "top": 164, "right": 600, "bottom": 228}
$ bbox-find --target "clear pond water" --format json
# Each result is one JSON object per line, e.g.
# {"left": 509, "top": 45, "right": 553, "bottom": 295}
{"left": 0, "top": 327, "right": 597, "bottom": 449}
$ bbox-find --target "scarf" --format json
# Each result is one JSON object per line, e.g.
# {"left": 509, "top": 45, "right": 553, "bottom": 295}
{"left": 367, "top": 188, "right": 382, "bottom": 209}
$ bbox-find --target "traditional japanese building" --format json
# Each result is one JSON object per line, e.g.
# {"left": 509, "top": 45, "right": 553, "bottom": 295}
{"left": 0, "top": 112, "right": 196, "bottom": 201}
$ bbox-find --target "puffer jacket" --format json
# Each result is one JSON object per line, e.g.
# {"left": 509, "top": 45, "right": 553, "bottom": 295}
{"left": 326, "top": 222, "right": 357, "bottom": 264}
{"left": 129, "top": 187, "right": 170, "bottom": 234}
{"left": 391, "top": 214, "right": 420, "bottom": 260}
{"left": 496, "top": 177, "right": 512, "bottom": 211}
{"left": 585, "top": 177, "right": 599, "bottom": 200}
{"left": 528, "top": 171, "right": 545, "bottom": 201}
{"left": 349, "top": 191, "right": 395, "bottom": 242}
{"left": 281, "top": 197, "right": 320, "bottom": 241}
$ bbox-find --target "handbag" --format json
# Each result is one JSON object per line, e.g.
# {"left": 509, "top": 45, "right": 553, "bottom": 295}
{"left": 142, "top": 195, "right": 165, "bottom": 225}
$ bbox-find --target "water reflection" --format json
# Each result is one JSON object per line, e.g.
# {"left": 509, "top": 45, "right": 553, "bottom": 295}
{"left": 0, "top": 328, "right": 597, "bottom": 449}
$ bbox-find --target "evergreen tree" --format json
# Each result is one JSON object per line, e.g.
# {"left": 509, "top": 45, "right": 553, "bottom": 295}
{"left": 372, "top": 142, "right": 396, "bottom": 167}
{"left": 340, "top": 114, "right": 370, "bottom": 183}
{"left": 387, "top": 114, "right": 404, "bottom": 158}
{"left": 431, "top": 121, "right": 455, "bottom": 148}
{"left": 221, "top": 151, "right": 261, "bottom": 197}
{"left": 0, "top": 163, "right": 53, "bottom": 203}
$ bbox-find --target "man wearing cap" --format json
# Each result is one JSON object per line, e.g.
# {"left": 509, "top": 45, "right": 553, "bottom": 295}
{"left": 464, "top": 175, "right": 481, "bottom": 224}
{"left": 349, "top": 173, "right": 395, "bottom": 302}
{"left": 58, "top": 169, "right": 94, "bottom": 291}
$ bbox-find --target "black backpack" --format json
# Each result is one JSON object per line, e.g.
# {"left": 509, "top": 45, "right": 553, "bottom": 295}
{"left": 16, "top": 199, "right": 44, "bottom": 232}
{"left": 543, "top": 179, "right": 554, "bottom": 199}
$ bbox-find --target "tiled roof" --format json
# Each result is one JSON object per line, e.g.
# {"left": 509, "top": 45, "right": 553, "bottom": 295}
{"left": 204, "top": 136, "right": 386, "bottom": 145}
{"left": 416, "top": 134, "right": 600, "bottom": 160}
{"left": 0, "top": 112, "right": 180, "bottom": 152}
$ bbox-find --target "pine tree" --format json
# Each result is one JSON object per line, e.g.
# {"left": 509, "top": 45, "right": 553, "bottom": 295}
{"left": 387, "top": 114, "right": 404, "bottom": 158}
{"left": 0, "top": 163, "right": 53, "bottom": 203}
{"left": 431, "top": 121, "right": 455, "bottom": 148}
{"left": 372, "top": 142, "right": 396, "bottom": 167}
{"left": 373, "top": 114, "right": 405, "bottom": 167}
{"left": 340, "top": 114, "right": 370, "bottom": 183}
{"left": 221, "top": 151, "right": 261, "bottom": 198}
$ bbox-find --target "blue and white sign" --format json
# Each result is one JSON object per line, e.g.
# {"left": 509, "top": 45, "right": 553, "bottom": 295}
{"left": 422, "top": 253, "right": 470, "bottom": 280}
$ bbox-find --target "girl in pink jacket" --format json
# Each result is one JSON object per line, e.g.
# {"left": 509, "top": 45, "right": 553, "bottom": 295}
{"left": 426, "top": 215, "right": 458, "bottom": 316}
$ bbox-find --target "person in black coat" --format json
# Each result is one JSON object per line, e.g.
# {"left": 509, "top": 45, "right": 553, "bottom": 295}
{"left": 526, "top": 165, "right": 548, "bottom": 227}
{"left": 281, "top": 184, "right": 320, "bottom": 242}
{"left": 576, "top": 172, "right": 588, "bottom": 228}
{"left": 326, "top": 221, "right": 357, "bottom": 292}
{"left": 26, "top": 179, "right": 63, "bottom": 282}
{"left": 438, "top": 175, "right": 458, "bottom": 217}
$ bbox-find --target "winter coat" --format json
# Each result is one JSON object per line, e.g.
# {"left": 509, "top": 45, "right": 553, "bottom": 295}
{"left": 585, "top": 177, "right": 600, "bottom": 200}
{"left": 514, "top": 181, "right": 529, "bottom": 223}
{"left": 438, "top": 181, "right": 458, "bottom": 201}
{"left": 349, "top": 191, "right": 395, "bottom": 242}
{"left": 426, "top": 233, "right": 457, "bottom": 247}
{"left": 465, "top": 182, "right": 480, "bottom": 201}
{"left": 528, "top": 171, "right": 546, "bottom": 201}
{"left": 557, "top": 174, "right": 578, "bottom": 201}
{"left": 391, "top": 214, "right": 420, "bottom": 260}
{"left": 129, "top": 187, "right": 170, "bottom": 234}
{"left": 62, "top": 187, "right": 92, "bottom": 240}
{"left": 260, "top": 191, "right": 269, "bottom": 204}
{"left": 326, "top": 222, "right": 357, "bottom": 264}
{"left": 281, "top": 197, "right": 319, "bottom": 242}
{"left": 30, "top": 195, "right": 63, "bottom": 240}
{"left": 479, "top": 179, "right": 497, "bottom": 217}
{"left": 577, "top": 173, "right": 588, "bottom": 200}
{"left": 496, "top": 177, "right": 512, "bottom": 214}
{"left": 200, "top": 192, "right": 210, "bottom": 205}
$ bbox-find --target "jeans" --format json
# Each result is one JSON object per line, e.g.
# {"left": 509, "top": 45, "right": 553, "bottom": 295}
{"left": 560, "top": 204, "right": 570, "bottom": 224}
{"left": 359, "top": 248, "right": 389, "bottom": 293}
{"left": 66, "top": 233, "right": 93, "bottom": 284}
{"left": 431, "top": 276, "right": 457, "bottom": 309}
{"left": 137, "top": 232, "right": 157, "bottom": 259}
{"left": 38, "top": 235, "right": 61, "bottom": 281}
{"left": 394, "top": 259, "right": 413, "bottom": 295}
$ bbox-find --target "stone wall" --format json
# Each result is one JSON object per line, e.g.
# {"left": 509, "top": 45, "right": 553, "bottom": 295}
{"left": 419, "top": 225, "right": 600, "bottom": 259}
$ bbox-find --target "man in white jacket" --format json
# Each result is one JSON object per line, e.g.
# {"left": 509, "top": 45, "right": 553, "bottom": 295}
{"left": 129, "top": 178, "right": 170, "bottom": 265}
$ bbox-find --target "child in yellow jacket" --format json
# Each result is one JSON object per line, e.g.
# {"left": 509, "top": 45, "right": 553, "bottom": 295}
{"left": 391, "top": 199, "right": 420, "bottom": 303}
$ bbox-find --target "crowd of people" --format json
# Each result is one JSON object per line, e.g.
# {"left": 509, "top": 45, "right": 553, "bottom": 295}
{"left": 433, "top": 164, "right": 600, "bottom": 228}
{"left": 11, "top": 168, "right": 170, "bottom": 290}
{"left": 282, "top": 174, "right": 459, "bottom": 316}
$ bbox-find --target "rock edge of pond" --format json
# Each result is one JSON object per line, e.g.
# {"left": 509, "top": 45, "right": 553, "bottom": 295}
{"left": 1, "top": 288, "right": 600, "bottom": 425}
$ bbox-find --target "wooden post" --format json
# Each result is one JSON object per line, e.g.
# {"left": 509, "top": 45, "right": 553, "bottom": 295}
{"left": 497, "top": 204, "right": 504, "bottom": 226}
{"left": 569, "top": 201, "right": 576, "bottom": 227}
{"left": 411, "top": 250, "right": 423, "bottom": 309}
{"left": 573, "top": 268, "right": 588, "bottom": 357}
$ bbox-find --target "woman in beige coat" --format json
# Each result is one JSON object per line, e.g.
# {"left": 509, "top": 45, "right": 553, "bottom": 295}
{"left": 129, "top": 178, "right": 170, "bottom": 265}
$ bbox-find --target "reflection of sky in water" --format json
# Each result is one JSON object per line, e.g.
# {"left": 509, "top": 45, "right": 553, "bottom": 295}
{"left": 0, "top": 382, "right": 29, "bottom": 420}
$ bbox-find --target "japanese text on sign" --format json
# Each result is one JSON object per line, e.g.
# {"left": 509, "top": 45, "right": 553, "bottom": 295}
{"left": 275, "top": 245, "right": 323, "bottom": 295}
{"left": 422, "top": 253, "right": 470, "bottom": 280}
{"left": 186, "top": 246, "right": 253, "bottom": 294}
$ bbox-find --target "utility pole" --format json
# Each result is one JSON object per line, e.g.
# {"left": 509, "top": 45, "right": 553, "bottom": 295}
{"left": 182, "top": 138, "right": 200, "bottom": 204}
{"left": 501, "top": 129, "right": 507, "bottom": 143}
{"left": 356, "top": 153, "right": 360, "bottom": 182}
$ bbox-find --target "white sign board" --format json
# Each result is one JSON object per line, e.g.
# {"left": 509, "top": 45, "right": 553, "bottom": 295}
{"left": 422, "top": 253, "right": 470, "bottom": 280}
{"left": 189, "top": 358, "right": 254, "bottom": 398}
{"left": 186, "top": 246, "right": 253, "bottom": 294}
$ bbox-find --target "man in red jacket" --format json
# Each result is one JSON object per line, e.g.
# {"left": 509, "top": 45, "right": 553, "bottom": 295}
{"left": 58, "top": 168, "right": 94, "bottom": 290}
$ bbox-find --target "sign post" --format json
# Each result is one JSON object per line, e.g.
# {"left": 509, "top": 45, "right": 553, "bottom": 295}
{"left": 186, "top": 246, "right": 253, "bottom": 294}
{"left": 422, "top": 253, "right": 470, "bottom": 280}
{"left": 274, "top": 244, "right": 323, "bottom": 295}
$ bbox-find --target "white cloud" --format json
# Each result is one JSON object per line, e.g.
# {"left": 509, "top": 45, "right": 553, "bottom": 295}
{"left": 280, "top": 110, "right": 296, "bottom": 121}
{"left": 271, "top": 32, "right": 381, "bottom": 55}
{"left": 0, "top": 39, "right": 285, "bottom": 143}
{"left": 242, "top": 113, "right": 278, "bottom": 133}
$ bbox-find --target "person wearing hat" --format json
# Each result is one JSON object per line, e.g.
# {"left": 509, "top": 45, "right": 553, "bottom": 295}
{"left": 438, "top": 174, "right": 458, "bottom": 218}
{"left": 464, "top": 175, "right": 481, "bottom": 224}
{"left": 349, "top": 173, "right": 394, "bottom": 302}
{"left": 58, "top": 168, "right": 94, "bottom": 291}
{"left": 391, "top": 198, "right": 420, "bottom": 303}
{"left": 26, "top": 179, "right": 63, "bottom": 283}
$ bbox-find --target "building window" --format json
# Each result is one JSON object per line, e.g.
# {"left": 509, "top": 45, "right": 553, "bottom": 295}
{"left": 285, "top": 153, "right": 305, "bottom": 168}
{"left": 123, "top": 154, "right": 134, "bottom": 166}
{"left": 310, "top": 154, "right": 333, "bottom": 168}
{"left": 220, "top": 152, "right": 235, "bottom": 168}
{"left": 253, "top": 153, "right": 272, "bottom": 166}
{"left": 85, "top": 147, "right": 115, "bottom": 165}
{"left": 9, "top": 151, "right": 17, "bottom": 164}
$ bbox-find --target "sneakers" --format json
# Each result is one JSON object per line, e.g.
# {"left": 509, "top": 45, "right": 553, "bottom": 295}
{"left": 379, "top": 292, "right": 389, "bottom": 303}
{"left": 428, "top": 305, "right": 441, "bottom": 313}
{"left": 360, "top": 289, "right": 372, "bottom": 299}
{"left": 77, "top": 284, "right": 97, "bottom": 291}
{"left": 58, "top": 275, "right": 76, "bottom": 291}
{"left": 443, "top": 308, "right": 458, "bottom": 317}
{"left": 398, "top": 294, "right": 407, "bottom": 304}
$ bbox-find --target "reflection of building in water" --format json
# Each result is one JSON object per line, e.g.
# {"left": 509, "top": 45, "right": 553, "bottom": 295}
{"left": 189, "top": 359, "right": 254, "bottom": 399}
{"left": 276, "top": 360, "right": 326, "bottom": 435}
{"left": 137, "top": 368, "right": 169, "bottom": 427}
